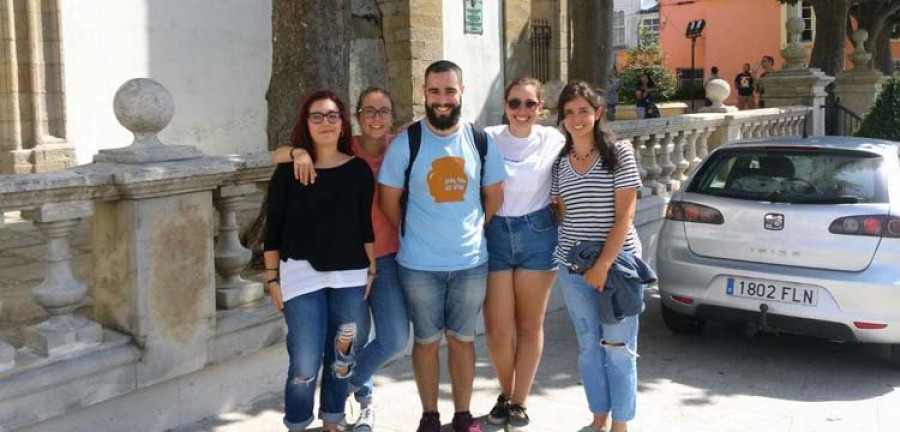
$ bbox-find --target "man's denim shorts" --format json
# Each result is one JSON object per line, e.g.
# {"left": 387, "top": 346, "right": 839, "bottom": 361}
{"left": 398, "top": 263, "right": 488, "bottom": 344}
{"left": 486, "top": 207, "right": 558, "bottom": 272}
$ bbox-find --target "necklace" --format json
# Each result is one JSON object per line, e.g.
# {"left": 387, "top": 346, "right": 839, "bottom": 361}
{"left": 570, "top": 147, "right": 595, "bottom": 161}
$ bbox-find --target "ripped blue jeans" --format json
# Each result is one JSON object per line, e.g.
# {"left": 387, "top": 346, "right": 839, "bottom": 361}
{"left": 282, "top": 286, "right": 364, "bottom": 431}
{"left": 560, "top": 269, "right": 640, "bottom": 422}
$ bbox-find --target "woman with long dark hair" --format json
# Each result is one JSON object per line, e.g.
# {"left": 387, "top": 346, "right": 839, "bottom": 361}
{"left": 553, "top": 81, "right": 649, "bottom": 432}
{"left": 635, "top": 72, "right": 655, "bottom": 119}
{"left": 264, "top": 90, "right": 375, "bottom": 432}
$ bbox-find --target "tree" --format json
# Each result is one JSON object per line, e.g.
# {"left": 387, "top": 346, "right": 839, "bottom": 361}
{"left": 620, "top": 26, "right": 676, "bottom": 104}
{"left": 855, "top": 74, "right": 900, "bottom": 141}
{"left": 569, "top": 0, "right": 615, "bottom": 90}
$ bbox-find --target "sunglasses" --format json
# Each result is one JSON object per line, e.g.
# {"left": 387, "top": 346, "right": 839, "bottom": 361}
{"left": 359, "top": 107, "right": 393, "bottom": 119}
{"left": 309, "top": 111, "right": 342, "bottom": 124}
{"left": 507, "top": 98, "right": 539, "bottom": 110}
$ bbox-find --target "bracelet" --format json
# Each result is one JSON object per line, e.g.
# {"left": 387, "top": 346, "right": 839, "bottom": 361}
{"left": 289, "top": 148, "right": 297, "bottom": 161}
{"left": 265, "top": 268, "right": 279, "bottom": 272}
{"left": 266, "top": 278, "right": 279, "bottom": 285}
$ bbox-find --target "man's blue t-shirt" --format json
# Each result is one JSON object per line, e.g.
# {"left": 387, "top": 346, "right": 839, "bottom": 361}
{"left": 379, "top": 121, "right": 506, "bottom": 271}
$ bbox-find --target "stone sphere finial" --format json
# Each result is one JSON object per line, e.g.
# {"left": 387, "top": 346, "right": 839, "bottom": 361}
{"left": 849, "top": 29, "right": 872, "bottom": 69}
{"left": 705, "top": 79, "right": 731, "bottom": 109}
{"left": 781, "top": 16, "right": 810, "bottom": 70}
{"left": 113, "top": 78, "right": 174, "bottom": 147}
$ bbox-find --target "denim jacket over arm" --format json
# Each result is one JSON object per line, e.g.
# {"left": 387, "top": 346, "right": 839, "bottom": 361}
{"left": 596, "top": 247, "right": 658, "bottom": 324}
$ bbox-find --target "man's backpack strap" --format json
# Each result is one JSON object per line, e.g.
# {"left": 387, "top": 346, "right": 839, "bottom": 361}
{"left": 400, "top": 121, "right": 423, "bottom": 237}
{"left": 470, "top": 123, "right": 488, "bottom": 186}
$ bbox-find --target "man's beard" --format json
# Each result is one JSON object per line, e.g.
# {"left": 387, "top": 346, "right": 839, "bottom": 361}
{"left": 425, "top": 102, "right": 462, "bottom": 130}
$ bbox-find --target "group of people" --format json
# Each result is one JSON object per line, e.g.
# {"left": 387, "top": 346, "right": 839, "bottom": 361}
{"left": 263, "top": 59, "right": 653, "bottom": 432}
{"left": 604, "top": 67, "right": 658, "bottom": 120}
{"left": 731, "top": 55, "right": 775, "bottom": 110}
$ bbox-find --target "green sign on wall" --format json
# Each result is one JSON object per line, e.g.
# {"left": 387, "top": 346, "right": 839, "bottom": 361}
{"left": 464, "top": 0, "right": 483, "bottom": 35}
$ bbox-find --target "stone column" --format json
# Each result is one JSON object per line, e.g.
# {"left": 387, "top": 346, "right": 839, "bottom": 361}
{"left": 91, "top": 79, "right": 234, "bottom": 386}
{"left": 20, "top": 201, "right": 101, "bottom": 357}
{"left": 834, "top": 29, "right": 885, "bottom": 120}
{"left": 758, "top": 4, "right": 833, "bottom": 137}
{"left": 504, "top": 0, "right": 532, "bottom": 85}
{"left": 0, "top": 0, "right": 76, "bottom": 174}
{"left": 214, "top": 184, "right": 263, "bottom": 309}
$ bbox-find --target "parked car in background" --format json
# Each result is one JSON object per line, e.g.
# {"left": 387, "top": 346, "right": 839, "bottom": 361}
{"left": 656, "top": 137, "right": 900, "bottom": 366}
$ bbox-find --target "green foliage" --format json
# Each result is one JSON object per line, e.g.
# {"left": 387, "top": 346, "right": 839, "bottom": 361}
{"left": 620, "top": 26, "right": 676, "bottom": 104}
{"left": 854, "top": 74, "right": 900, "bottom": 141}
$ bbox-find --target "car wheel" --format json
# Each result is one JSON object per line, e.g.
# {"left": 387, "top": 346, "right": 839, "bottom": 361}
{"left": 889, "top": 344, "right": 900, "bottom": 369}
{"left": 661, "top": 303, "right": 706, "bottom": 335}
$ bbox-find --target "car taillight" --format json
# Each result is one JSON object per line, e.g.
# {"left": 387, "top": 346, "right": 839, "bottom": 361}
{"left": 665, "top": 201, "right": 724, "bottom": 224}
{"left": 829, "top": 215, "right": 900, "bottom": 238}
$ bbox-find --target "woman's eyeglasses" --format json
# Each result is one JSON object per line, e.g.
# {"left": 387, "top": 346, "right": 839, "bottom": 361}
{"left": 507, "top": 98, "right": 539, "bottom": 110}
{"left": 308, "top": 111, "right": 342, "bottom": 124}
{"left": 359, "top": 107, "right": 393, "bottom": 119}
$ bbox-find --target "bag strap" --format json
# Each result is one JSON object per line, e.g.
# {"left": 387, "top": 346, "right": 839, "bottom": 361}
{"left": 400, "top": 121, "right": 423, "bottom": 237}
{"left": 471, "top": 123, "right": 488, "bottom": 186}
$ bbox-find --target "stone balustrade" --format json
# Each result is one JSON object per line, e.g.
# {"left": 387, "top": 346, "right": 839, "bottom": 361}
{"left": 0, "top": 78, "right": 813, "bottom": 431}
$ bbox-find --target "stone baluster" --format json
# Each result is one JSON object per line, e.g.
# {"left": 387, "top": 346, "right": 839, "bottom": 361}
{"left": 684, "top": 129, "right": 702, "bottom": 176}
{"left": 657, "top": 132, "right": 676, "bottom": 193}
{"left": 671, "top": 130, "right": 690, "bottom": 185}
{"left": 21, "top": 202, "right": 102, "bottom": 357}
{"left": 629, "top": 136, "right": 652, "bottom": 198}
{"left": 791, "top": 116, "right": 802, "bottom": 136}
{"left": 752, "top": 121, "right": 764, "bottom": 138}
{"left": 0, "top": 300, "right": 13, "bottom": 372}
{"left": 641, "top": 134, "right": 663, "bottom": 195}
{"left": 777, "top": 118, "right": 790, "bottom": 137}
{"left": 761, "top": 120, "right": 772, "bottom": 138}
{"left": 739, "top": 122, "right": 753, "bottom": 140}
{"left": 214, "top": 184, "right": 264, "bottom": 309}
{"left": 696, "top": 127, "right": 714, "bottom": 161}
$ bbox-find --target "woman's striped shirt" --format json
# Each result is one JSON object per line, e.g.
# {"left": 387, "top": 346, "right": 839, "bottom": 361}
{"left": 552, "top": 141, "right": 643, "bottom": 265}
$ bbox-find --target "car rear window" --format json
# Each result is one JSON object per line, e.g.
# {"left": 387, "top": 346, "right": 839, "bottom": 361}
{"left": 687, "top": 148, "right": 887, "bottom": 204}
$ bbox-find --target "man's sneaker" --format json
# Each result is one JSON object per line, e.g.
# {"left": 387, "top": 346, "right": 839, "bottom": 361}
{"left": 451, "top": 411, "right": 482, "bottom": 432}
{"left": 487, "top": 394, "right": 510, "bottom": 425}
{"left": 354, "top": 405, "right": 375, "bottom": 432}
{"left": 507, "top": 404, "right": 529, "bottom": 430}
{"left": 416, "top": 411, "right": 441, "bottom": 432}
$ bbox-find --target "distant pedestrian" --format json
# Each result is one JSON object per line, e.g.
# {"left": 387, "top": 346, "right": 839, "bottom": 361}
{"left": 703, "top": 66, "right": 719, "bottom": 88}
{"left": 634, "top": 73, "right": 655, "bottom": 119}
{"left": 735, "top": 63, "right": 755, "bottom": 110}
{"left": 755, "top": 55, "right": 775, "bottom": 108}
{"left": 606, "top": 66, "right": 621, "bottom": 121}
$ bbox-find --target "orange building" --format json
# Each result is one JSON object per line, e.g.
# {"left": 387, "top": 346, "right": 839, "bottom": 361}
{"left": 655, "top": 0, "right": 900, "bottom": 104}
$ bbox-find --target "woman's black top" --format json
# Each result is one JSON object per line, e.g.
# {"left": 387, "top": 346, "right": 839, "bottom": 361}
{"left": 636, "top": 84, "right": 654, "bottom": 108}
{"left": 264, "top": 157, "right": 375, "bottom": 271}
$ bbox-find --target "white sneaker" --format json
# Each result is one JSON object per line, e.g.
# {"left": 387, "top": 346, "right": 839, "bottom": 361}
{"left": 354, "top": 405, "right": 375, "bottom": 432}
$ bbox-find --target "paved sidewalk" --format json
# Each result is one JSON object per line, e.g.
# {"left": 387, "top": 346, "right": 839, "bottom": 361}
{"left": 172, "top": 288, "right": 900, "bottom": 432}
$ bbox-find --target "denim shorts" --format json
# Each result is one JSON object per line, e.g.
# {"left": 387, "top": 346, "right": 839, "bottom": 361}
{"left": 486, "top": 207, "right": 558, "bottom": 272}
{"left": 398, "top": 263, "right": 488, "bottom": 344}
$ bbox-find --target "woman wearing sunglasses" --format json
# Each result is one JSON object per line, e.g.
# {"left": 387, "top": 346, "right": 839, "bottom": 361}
{"left": 483, "top": 77, "right": 565, "bottom": 430}
{"left": 272, "top": 87, "right": 406, "bottom": 432}
{"left": 264, "top": 90, "right": 375, "bottom": 432}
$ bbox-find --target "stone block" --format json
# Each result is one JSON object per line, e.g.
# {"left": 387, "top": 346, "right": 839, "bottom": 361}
{"left": 23, "top": 315, "right": 102, "bottom": 357}
{"left": 92, "top": 191, "right": 217, "bottom": 387}
{"left": 22, "top": 201, "right": 93, "bottom": 223}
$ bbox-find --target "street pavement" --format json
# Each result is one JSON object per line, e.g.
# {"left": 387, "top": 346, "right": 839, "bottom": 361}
{"left": 172, "top": 287, "right": 900, "bottom": 432}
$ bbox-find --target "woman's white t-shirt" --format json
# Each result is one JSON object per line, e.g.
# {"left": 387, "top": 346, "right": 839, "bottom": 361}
{"left": 279, "top": 259, "right": 367, "bottom": 303}
{"left": 485, "top": 125, "right": 565, "bottom": 217}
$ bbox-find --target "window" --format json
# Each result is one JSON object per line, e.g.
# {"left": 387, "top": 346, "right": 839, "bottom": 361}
{"left": 688, "top": 149, "right": 887, "bottom": 204}
{"left": 640, "top": 18, "right": 660, "bottom": 45}
{"left": 676, "top": 68, "right": 704, "bottom": 91}
{"left": 614, "top": 11, "right": 626, "bottom": 46}
{"left": 801, "top": 1, "right": 814, "bottom": 43}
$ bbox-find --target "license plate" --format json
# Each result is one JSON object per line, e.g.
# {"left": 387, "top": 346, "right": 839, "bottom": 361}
{"left": 726, "top": 277, "right": 817, "bottom": 306}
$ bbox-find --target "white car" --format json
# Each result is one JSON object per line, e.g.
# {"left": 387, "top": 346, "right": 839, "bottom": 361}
{"left": 656, "top": 137, "right": 900, "bottom": 366}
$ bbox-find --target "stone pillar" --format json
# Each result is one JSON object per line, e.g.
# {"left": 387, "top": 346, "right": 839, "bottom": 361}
{"left": 378, "top": 0, "right": 443, "bottom": 125}
{"left": 758, "top": 4, "right": 833, "bottom": 137}
{"left": 214, "top": 184, "right": 263, "bottom": 309}
{"left": 504, "top": 0, "right": 532, "bottom": 84}
{"left": 91, "top": 79, "right": 234, "bottom": 386}
{"left": 20, "top": 201, "right": 101, "bottom": 357}
{"left": 0, "top": 0, "right": 76, "bottom": 174}
{"left": 834, "top": 29, "right": 885, "bottom": 119}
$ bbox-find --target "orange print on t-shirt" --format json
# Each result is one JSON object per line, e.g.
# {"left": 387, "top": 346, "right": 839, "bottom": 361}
{"left": 427, "top": 156, "right": 468, "bottom": 203}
